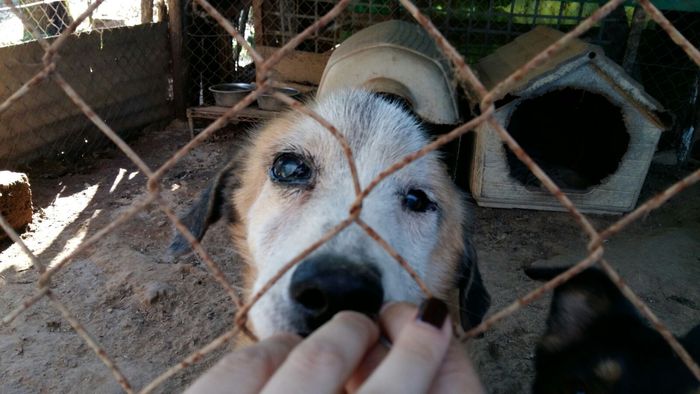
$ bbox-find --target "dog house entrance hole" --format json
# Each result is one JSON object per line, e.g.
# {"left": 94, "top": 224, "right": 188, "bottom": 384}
{"left": 505, "top": 88, "right": 629, "bottom": 191}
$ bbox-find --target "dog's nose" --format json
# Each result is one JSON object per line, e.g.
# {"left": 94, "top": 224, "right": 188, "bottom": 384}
{"left": 289, "top": 256, "right": 383, "bottom": 332}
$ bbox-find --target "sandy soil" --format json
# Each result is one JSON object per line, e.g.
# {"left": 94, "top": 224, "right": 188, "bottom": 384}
{"left": 1, "top": 121, "right": 698, "bottom": 393}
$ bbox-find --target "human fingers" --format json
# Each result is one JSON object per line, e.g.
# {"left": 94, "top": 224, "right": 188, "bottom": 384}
{"left": 379, "top": 302, "right": 485, "bottom": 394}
{"left": 358, "top": 299, "right": 451, "bottom": 394}
{"left": 429, "top": 338, "right": 485, "bottom": 394}
{"left": 185, "top": 333, "right": 301, "bottom": 394}
{"left": 261, "top": 311, "right": 380, "bottom": 394}
{"left": 345, "top": 340, "right": 389, "bottom": 392}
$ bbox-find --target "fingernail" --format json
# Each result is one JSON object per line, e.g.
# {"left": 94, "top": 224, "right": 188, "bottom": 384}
{"left": 416, "top": 298, "right": 448, "bottom": 329}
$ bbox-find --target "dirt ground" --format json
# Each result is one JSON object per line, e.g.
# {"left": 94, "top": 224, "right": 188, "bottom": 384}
{"left": 1, "top": 121, "right": 698, "bottom": 393}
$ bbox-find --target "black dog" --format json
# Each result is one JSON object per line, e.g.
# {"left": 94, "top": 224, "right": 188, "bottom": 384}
{"left": 526, "top": 267, "right": 700, "bottom": 394}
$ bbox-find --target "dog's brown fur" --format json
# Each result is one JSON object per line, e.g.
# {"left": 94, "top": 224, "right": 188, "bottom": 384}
{"left": 171, "top": 90, "right": 489, "bottom": 337}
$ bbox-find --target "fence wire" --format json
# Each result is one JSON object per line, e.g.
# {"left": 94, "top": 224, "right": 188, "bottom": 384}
{"left": 250, "top": 0, "right": 699, "bottom": 156}
{"left": 0, "top": 0, "right": 699, "bottom": 392}
{"left": 0, "top": 0, "right": 171, "bottom": 170}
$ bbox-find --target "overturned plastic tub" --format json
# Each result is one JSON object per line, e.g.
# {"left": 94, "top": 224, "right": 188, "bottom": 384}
{"left": 317, "top": 20, "right": 460, "bottom": 125}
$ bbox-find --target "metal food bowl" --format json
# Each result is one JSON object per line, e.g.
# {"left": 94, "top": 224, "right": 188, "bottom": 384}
{"left": 209, "top": 83, "right": 254, "bottom": 107}
{"left": 257, "top": 87, "right": 300, "bottom": 111}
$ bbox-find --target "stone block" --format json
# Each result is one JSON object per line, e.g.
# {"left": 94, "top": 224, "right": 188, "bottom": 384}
{"left": 0, "top": 171, "right": 33, "bottom": 239}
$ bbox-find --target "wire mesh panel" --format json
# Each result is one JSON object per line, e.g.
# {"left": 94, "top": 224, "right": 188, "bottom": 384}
{"left": 190, "top": 0, "right": 698, "bottom": 143}
{"left": 3, "top": 0, "right": 74, "bottom": 41}
{"left": 251, "top": 0, "right": 699, "bottom": 152}
{"left": 0, "top": 0, "right": 699, "bottom": 393}
{"left": 631, "top": 10, "right": 699, "bottom": 155}
{"left": 254, "top": 1, "right": 640, "bottom": 61}
{"left": 183, "top": 0, "right": 255, "bottom": 106}
{"left": 0, "top": 0, "right": 172, "bottom": 169}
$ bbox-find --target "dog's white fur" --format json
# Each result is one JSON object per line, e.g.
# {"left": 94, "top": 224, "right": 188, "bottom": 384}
{"left": 173, "top": 89, "right": 485, "bottom": 338}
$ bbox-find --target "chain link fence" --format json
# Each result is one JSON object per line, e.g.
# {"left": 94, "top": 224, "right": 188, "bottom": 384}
{"left": 183, "top": 0, "right": 255, "bottom": 106}
{"left": 0, "top": 0, "right": 172, "bottom": 169}
{"left": 0, "top": 0, "right": 699, "bottom": 392}
{"left": 245, "top": 0, "right": 699, "bottom": 155}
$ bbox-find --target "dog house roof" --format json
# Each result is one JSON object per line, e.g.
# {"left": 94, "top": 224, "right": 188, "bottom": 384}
{"left": 475, "top": 26, "right": 667, "bottom": 127}
{"left": 318, "top": 20, "right": 460, "bottom": 124}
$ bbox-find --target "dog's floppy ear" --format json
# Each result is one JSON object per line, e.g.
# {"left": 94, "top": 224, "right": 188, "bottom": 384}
{"left": 168, "top": 162, "right": 238, "bottom": 258}
{"left": 457, "top": 239, "right": 491, "bottom": 332}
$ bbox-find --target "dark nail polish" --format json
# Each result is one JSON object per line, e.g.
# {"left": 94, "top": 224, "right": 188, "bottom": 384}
{"left": 417, "top": 298, "right": 448, "bottom": 329}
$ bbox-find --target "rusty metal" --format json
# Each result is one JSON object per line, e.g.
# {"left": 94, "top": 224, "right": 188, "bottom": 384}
{"left": 53, "top": 73, "right": 155, "bottom": 178}
{"left": 2, "top": 0, "right": 52, "bottom": 49}
{"left": 0, "top": 0, "right": 55, "bottom": 116}
{"left": 193, "top": 0, "right": 263, "bottom": 66}
{"left": 488, "top": 119, "right": 600, "bottom": 240}
{"left": 462, "top": 247, "right": 604, "bottom": 339}
{"left": 1, "top": 0, "right": 699, "bottom": 390}
{"left": 397, "top": 0, "right": 489, "bottom": 101}
{"left": 3, "top": 196, "right": 155, "bottom": 325}
{"left": 598, "top": 258, "right": 700, "bottom": 381}
{"left": 596, "top": 167, "right": 700, "bottom": 245}
{"left": 149, "top": 87, "right": 266, "bottom": 185}
{"left": 0, "top": 209, "right": 46, "bottom": 273}
{"left": 355, "top": 218, "right": 433, "bottom": 297}
{"left": 2, "top": 287, "right": 50, "bottom": 325}
{"left": 48, "top": 292, "right": 134, "bottom": 393}
{"left": 273, "top": 91, "right": 362, "bottom": 197}
{"left": 356, "top": 108, "right": 494, "bottom": 207}
{"left": 36, "top": 196, "right": 156, "bottom": 287}
{"left": 42, "top": 0, "right": 109, "bottom": 65}
{"left": 256, "top": 0, "right": 352, "bottom": 85}
{"left": 480, "top": 0, "right": 627, "bottom": 109}
{"left": 0, "top": 62, "right": 54, "bottom": 116}
{"left": 233, "top": 216, "right": 357, "bottom": 327}
{"left": 637, "top": 0, "right": 700, "bottom": 68}
{"left": 139, "top": 327, "right": 241, "bottom": 394}
{"left": 158, "top": 200, "right": 243, "bottom": 308}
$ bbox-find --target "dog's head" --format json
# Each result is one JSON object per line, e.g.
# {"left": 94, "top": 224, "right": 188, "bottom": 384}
{"left": 171, "top": 89, "right": 489, "bottom": 338}
{"left": 526, "top": 267, "right": 700, "bottom": 394}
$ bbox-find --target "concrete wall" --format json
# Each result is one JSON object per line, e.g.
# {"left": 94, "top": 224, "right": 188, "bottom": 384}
{"left": 0, "top": 23, "right": 173, "bottom": 166}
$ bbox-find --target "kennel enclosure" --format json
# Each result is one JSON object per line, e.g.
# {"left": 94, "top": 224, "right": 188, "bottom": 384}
{"left": 470, "top": 26, "right": 667, "bottom": 214}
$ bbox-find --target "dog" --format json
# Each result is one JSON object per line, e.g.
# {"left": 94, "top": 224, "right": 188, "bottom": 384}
{"left": 526, "top": 267, "right": 700, "bottom": 394}
{"left": 170, "top": 89, "right": 490, "bottom": 338}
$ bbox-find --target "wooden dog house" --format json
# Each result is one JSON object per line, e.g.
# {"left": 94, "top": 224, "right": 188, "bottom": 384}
{"left": 470, "top": 27, "right": 667, "bottom": 214}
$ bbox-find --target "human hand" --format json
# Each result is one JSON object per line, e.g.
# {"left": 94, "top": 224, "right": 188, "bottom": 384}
{"left": 185, "top": 299, "right": 485, "bottom": 394}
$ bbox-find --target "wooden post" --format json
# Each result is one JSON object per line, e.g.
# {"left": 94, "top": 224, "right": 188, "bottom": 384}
{"left": 253, "top": 0, "right": 264, "bottom": 47}
{"left": 156, "top": 0, "right": 167, "bottom": 22}
{"left": 622, "top": 6, "right": 647, "bottom": 76}
{"left": 168, "top": 0, "right": 187, "bottom": 119}
{"left": 141, "top": 0, "right": 154, "bottom": 24}
{"left": 678, "top": 72, "right": 699, "bottom": 164}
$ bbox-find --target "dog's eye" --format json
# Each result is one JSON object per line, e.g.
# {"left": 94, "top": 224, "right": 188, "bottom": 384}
{"left": 270, "top": 153, "right": 312, "bottom": 185}
{"left": 403, "top": 189, "right": 435, "bottom": 212}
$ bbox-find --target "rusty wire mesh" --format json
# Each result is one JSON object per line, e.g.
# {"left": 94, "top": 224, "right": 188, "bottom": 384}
{"left": 0, "top": 0, "right": 699, "bottom": 392}
{"left": 256, "top": 0, "right": 637, "bottom": 62}
{"left": 0, "top": 0, "right": 171, "bottom": 169}
{"left": 209, "top": 0, "right": 700, "bottom": 156}
{"left": 183, "top": 0, "right": 256, "bottom": 106}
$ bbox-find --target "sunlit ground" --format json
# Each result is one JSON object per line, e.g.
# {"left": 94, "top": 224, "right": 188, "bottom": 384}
{"left": 0, "top": 182, "right": 100, "bottom": 275}
{"left": 0, "top": 164, "right": 143, "bottom": 277}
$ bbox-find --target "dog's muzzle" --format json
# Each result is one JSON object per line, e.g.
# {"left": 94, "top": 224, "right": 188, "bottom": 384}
{"left": 289, "top": 255, "right": 383, "bottom": 335}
